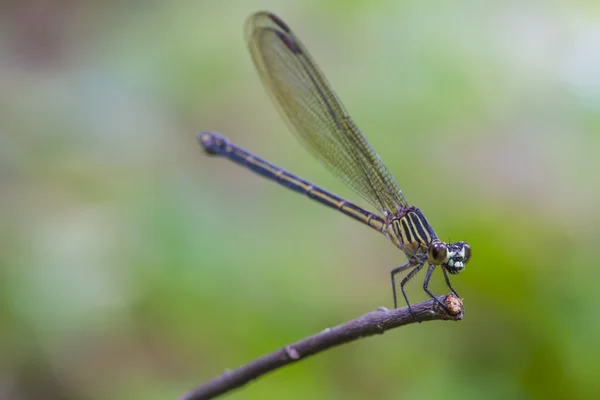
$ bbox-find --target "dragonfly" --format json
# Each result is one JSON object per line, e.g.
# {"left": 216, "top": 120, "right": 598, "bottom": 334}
{"left": 199, "top": 11, "right": 471, "bottom": 317}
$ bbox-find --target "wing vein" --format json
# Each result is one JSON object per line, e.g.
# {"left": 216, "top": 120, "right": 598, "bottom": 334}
{"left": 245, "top": 12, "right": 408, "bottom": 215}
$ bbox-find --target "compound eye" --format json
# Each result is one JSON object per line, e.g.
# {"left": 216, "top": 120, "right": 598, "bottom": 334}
{"left": 428, "top": 241, "right": 448, "bottom": 264}
{"left": 463, "top": 244, "right": 472, "bottom": 263}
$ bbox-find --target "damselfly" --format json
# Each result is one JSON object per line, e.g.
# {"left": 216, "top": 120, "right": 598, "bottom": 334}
{"left": 199, "top": 12, "right": 471, "bottom": 317}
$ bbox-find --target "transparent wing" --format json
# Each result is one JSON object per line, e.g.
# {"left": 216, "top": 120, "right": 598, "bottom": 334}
{"left": 245, "top": 12, "right": 408, "bottom": 216}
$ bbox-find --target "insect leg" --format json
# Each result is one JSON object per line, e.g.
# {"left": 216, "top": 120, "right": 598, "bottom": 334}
{"left": 423, "top": 263, "right": 450, "bottom": 311}
{"left": 442, "top": 267, "right": 460, "bottom": 298}
{"left": 390, "top": 262, "right": 412, "bottom": 309}
{"left": 399, "top": 263, "right": 425, "bottom": 320}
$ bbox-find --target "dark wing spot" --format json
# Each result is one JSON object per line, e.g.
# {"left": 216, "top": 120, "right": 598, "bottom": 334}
{"left": 275, "top": 30, "right": 302, "bottom": 54}
{"left": 268, "top": 13, "right": 291, "bottom": 33}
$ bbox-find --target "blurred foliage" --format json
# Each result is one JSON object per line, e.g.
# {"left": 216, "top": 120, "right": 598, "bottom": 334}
{"left": 1, "top": 1, "right": 600, "bottom": 399}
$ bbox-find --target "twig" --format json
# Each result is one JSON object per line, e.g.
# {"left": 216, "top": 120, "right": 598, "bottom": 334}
{"left": 179, "top": 294, "right": 463, "bottom": 400}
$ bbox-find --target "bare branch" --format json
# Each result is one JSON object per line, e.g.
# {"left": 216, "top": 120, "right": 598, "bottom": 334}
{"left": 179, "top": 294, "right": 463, "bottom": 400}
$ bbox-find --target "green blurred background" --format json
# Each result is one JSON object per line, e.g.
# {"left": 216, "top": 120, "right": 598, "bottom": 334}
{"left": 2, "top": 1, "right": 600, "bottom": 399}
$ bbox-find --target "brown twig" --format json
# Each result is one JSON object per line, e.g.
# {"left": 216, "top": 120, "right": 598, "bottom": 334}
{"left": 179, "top": 294, "right": 463, "bottom": 400}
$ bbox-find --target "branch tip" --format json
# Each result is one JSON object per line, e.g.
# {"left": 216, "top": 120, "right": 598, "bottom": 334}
{"left": 180, "top": 294, "right": 464, "bottom": 400}
{"left": 444, "top": 294, "right": 464, "bottom": 317}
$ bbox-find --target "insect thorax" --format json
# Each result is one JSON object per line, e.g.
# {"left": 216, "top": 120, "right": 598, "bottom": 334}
{"left": 385, "top": 207, "right": 437, "bottom": 256}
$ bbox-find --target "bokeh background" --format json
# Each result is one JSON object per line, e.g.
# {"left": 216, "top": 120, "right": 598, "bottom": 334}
{"left": 2, "top": 1, "right": 600, "bottom": 399}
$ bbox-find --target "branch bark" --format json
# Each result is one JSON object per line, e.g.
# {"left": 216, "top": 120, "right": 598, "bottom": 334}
{"left": 179, "top": 294, "right": 463, "bottom": 400}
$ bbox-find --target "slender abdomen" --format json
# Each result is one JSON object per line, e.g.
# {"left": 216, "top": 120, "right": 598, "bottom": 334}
{"left": 199, "top": 132, "right": 386, "bottom": 232}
